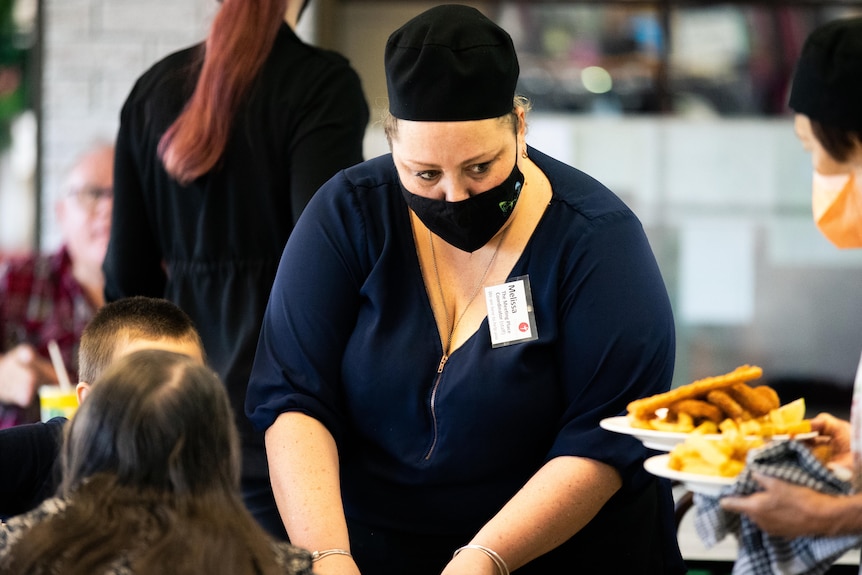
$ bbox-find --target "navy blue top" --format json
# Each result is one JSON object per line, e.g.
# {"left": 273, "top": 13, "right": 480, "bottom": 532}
{"left": 247, "top": 147, "right": 683, "bottom": 571}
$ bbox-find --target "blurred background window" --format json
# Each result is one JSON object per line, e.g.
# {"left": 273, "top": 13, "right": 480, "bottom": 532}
{"left": 337, "top": 0, "right": 862, "bottom": 402}
{"left": 502, "top": 3, "right": 861, "bottom": 118}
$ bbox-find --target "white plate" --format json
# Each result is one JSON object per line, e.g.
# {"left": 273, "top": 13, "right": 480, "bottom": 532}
{"left": 600, "top": 416, "right": 697, "bottom": 451}
{"left": 599, "top": 415, "right": 817, "bottom": 452}
{"left": 644, "top": 454, "right": 736, "bottom": 497}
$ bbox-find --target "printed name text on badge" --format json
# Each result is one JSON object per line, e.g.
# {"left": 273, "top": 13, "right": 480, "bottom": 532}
{"left": 484, "top": 275, "right": 538, "bottom": 348}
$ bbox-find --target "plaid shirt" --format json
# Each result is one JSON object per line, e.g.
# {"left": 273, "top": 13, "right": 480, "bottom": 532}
{"left": 0, "top": 247, "right": 95, "bottom": 428}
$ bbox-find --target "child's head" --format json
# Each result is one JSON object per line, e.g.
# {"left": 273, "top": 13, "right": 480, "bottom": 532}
{"left": 63, "top": 349, "right": 238, "bottom": 495}
{"left": 76, "top": 296, "right": 205, "bottom": 402}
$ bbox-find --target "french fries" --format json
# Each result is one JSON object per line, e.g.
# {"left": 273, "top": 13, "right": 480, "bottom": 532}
{"left": 668, "top": 425, "right": 763, "bottom": 477}
{"left": 668, "top": 419, "right": 830, "bottom": 479}
{"left": 644, "top": 374, "right": 816, "bottom": 478}
{"left": 628, "top": 366, "right": 812, "bottom": 439}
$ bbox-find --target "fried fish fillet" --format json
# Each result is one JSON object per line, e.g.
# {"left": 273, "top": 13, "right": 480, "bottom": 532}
{"left": 726, "top": 382, "right": 778, "bottom": 417}
{"left": 668, "top": 398, "right": 725, "bottom": 424}
{"left": 626, "top": 365, "right": 763, "bottom": 420}
{"left": 707, "top": 389, "right": 751, "bottom": 420}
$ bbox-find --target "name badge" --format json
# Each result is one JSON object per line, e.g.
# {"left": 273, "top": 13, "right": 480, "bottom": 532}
{"left": 484, "top": 275, "right": 538, "bottom": 348}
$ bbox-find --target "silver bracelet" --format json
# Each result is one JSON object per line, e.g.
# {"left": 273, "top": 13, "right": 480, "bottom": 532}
{"left": 452, "top": 544, "right": 510, "bottom": 575}
{"left": 310, "top": 548, "right": 352, "bottom": 563}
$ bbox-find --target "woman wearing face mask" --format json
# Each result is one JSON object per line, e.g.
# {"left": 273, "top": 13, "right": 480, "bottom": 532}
{"left": 246, "top": 5, "right": 684, "bottom": 575}
{"left": 720, "top": 17, "right": 862, "bottom": 543}
{"left": 793, "top": 44, "right": 862, "bottom": 251}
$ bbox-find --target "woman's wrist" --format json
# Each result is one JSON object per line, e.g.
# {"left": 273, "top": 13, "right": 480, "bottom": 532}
{"left": 452, "top": 544, "right": 509, "bottom": 575}
{"left": 311, "top": 548, "right": 353, "bottom": 563}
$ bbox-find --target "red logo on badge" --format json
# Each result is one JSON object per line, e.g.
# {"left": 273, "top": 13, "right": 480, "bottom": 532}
{"left": 519, "top": 322, "right": 529, "bottom": 332}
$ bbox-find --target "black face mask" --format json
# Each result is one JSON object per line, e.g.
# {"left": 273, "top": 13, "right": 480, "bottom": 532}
{"left": 401, "top": 163, "right": 524, "bottom": 252}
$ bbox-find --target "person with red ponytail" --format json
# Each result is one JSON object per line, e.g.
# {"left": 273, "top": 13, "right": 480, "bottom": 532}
{"left": 102, "top": 0, "right": 368, "bottom": 541}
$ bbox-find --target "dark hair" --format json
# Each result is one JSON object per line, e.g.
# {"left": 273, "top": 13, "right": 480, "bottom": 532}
{"left": 158, "top": 0, "right": 288, "bottom": 184}
{"left": 1, "top": 350, "right": 310, "bottom": 575}
{"left": 63, "top": 350, "right": 236, "bottom": 493}
{"left": 810, "top": 119, "right": 862, "bottom": 163}
{"left": 78, "top": 296, "right": 203, "bottom": 383}
{"left": 788, "top": 17, "right": 862, "bottom": 136}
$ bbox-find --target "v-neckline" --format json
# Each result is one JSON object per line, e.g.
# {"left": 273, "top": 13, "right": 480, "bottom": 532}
{"left": 408, "top": 161, "right": 553, "bottom": 358}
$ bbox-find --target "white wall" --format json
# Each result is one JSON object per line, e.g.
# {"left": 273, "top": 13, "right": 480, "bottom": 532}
{"left": 40, "top": 0, "right": 217, "bottom": 249}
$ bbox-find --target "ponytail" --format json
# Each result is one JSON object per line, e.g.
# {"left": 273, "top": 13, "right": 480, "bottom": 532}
{"left": 158, "top": 0, "right": 288, "bottom": 185}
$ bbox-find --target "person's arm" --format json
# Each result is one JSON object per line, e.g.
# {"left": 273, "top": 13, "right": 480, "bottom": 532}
{"left": 287, "top": 64, "right": 368, "bottom": 224}
{"left": 721, "top": 473, "right": 862, "bottom": 537}
{"left": 452, "top": 184, "right": 676, "bottom": 574}
{"left": 265, "top": 412, "right": 359, "bottom": 575}
{"left": 248, "top": 172, "right": 370, "bottom": 572}
{"left": 102, "top": 86, "right": 167, "bottom": 302}
{"left": 0, "top": 417, "right": 65, "bottom": 517}
{"left": 442, "top": 456, "right": 621, "bottom": 575}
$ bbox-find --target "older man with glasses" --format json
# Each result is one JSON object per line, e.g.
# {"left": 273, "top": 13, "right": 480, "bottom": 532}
{"left": 0, "top": 142, "right": 113, "bottom": 428}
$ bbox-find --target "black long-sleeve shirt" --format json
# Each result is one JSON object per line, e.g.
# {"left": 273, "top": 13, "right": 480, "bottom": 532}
{"left": 104, "top": 23, "right": 369, "bottom": 481}
{"left": 0, "top": 417, "right": 65, "bottom": 518}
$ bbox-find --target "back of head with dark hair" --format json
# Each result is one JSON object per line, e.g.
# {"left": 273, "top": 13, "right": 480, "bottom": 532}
{"left": 63, "top": 349, "right": 237, "bottom": 494}
{"left": 78, "top": 296, "right": 203, "bottom": 384}
{"left": 1, "top": 349, "right": 310, "bottom": 575}
{"left": 790, "top": 17, "right": 862, "bottom": 161}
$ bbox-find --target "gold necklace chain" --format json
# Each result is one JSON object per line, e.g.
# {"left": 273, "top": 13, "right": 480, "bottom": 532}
{"left": 430, "top": 221, "right": 511, "bottom": 357}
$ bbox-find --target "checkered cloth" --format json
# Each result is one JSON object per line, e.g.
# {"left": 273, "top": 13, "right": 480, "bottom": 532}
{"left": 693, "top": 440, "right": 862, "bottom": 575}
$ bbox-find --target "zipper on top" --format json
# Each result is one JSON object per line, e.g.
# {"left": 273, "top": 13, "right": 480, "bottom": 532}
{"left": 424, "top": 353, "right": 448, "bottom": 460}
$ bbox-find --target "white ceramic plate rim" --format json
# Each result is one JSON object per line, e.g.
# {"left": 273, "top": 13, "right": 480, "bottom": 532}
{"left": 644, "top": 454, "right": 736, "bottom": 496}
{"left": 600, "top": 415, "right": 817, "bottom": 452}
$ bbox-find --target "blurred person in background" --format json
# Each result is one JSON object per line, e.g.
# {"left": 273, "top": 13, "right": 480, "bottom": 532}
{"left": 102, "top": 0, "right": 368, "bottom": 540}
{"left": 0, "top": 350, "right": 315, "bottom": 575}
{"left": 720, "top": 17, "right": 862, "bottom": 541}
{"left": 0, "top": 143, "right": 113, "bottom": 429}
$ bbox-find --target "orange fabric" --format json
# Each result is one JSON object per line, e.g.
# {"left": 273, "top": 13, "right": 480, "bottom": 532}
{"left": 812, "top": 170, "right": 862, "bottom": 249}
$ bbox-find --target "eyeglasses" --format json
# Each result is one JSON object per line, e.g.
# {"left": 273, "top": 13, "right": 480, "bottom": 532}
{"left": 67, "top": 186, "right": 113, "bottom": 210}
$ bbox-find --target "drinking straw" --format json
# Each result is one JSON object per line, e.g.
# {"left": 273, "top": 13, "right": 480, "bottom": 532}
{"left": 47, "top": 340, "right": 73, "bottom": 392}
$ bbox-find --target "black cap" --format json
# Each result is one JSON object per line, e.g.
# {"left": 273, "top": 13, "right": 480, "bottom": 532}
{"left": 384, "top": 4, "right": 519, "bottom": 121}
{"left": 789, "top": 17, "right": 862, "bottom": 131}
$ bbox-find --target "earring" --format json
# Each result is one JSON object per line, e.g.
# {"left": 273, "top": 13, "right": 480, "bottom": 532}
{"left": 521, "top": 149, "right": 528, "bottom": 159}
